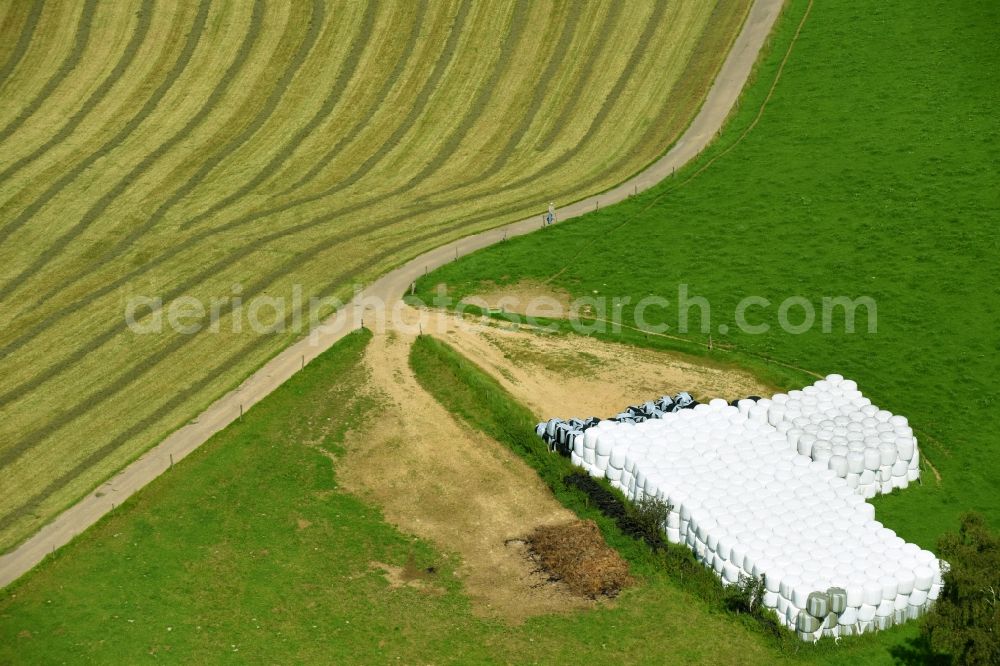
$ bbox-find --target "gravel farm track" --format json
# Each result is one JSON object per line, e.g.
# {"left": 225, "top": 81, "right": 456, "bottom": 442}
{"left": 0, "top": 0, "right": 783, "bottom": 582}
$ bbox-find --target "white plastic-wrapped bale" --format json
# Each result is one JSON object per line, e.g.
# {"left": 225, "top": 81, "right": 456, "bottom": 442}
{"left": 767, "top": 375, "right": 920, "bottom": 497}
{"left": 572, "top": 401, "right": 942, "bottom": 641}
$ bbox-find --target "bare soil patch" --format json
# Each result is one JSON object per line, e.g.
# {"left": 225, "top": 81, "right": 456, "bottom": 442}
{"left": 333, "top": 306, "right": 776, "bottom": 621}
{"left": 462, "top": 279, "right": 576, "bottom": 318}
{"left": 337, "top": 330, "right": 591, "bottom": 622}
{"left": 405, "top": 306, "right": 777, "bottom": 420}
{"left": 370, "top": 557, "right": 445, "bottom": 595}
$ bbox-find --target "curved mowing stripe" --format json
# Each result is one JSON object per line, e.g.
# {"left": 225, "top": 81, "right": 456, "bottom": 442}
{"left": 0, "top": 2, "right": 427, "bottom": 361}
{"left": 433, "top": 3, "right": 583, "bottom": 195}
{"left": 393, "top": 0, "right": 679, "bottom": 219}
{"left": 0, "top": 216, "right": 507, "bottom": 533}
{"left": 0, "top": 1, "right": 592, "bottom": 374}
{"left": 0, "top": 1, "right": 264, "bottom": 302}
{"left": 0, "top": 2, "right": 418, "bottom": 364}
{"left": 1, "top": 1, "right": 736, "bottom": 466}
{"left": 179, "top": 0, "right": 381, "bottom": 231}
{"left": 398, "top": 3, "right": 531, "bottom": 190}
{"left": 0, "top": 0, "right": 97, "bottom": 146}
{"left": 179, "top": 0, "right": 517, "bottom": 241}
{"left": 0, "top": 0, "right": 210, "bottom": 292}
{"left": 2, "top": 28, "right": 701, "bottom": 501}
{"left": 0, "top": 0, "right": 44, "bottom": 92}
{"left": 531, "top": 4, "right": 628, "bottom": 155}
{"left": 433, "top": 2, "right": 752, "bottom": 234}
{"left": 109, "top": 0, "right": 326, "bottom": 253}
{"left": 183, "top": 0, "right": 597, "bottom": 245}
{"left": 0, "top": 0, "right": 154, "bottom": 213}
{"left": 0, "top": 0, "right": 491, "bottom": 464}
{"left": 0, "top": 3, "right": 761, "bottom": 549}
{"left": 280, "top": 0, "right": 431, "bottom": 194}
{"left": 480, "top": 0, "right": 671, "bottom": 197}
{"left": 181, "top": 0, "right": 465, "bottom": 233}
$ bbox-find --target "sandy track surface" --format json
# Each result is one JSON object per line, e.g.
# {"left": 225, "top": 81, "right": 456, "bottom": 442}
{"left": 427, "top": 309, "right": 774, "bottom": 420}
{"left": 0, "top": 0, "right": 784, "bottom": 589}
{"left": 335, "top": 306, "right": 773, "bottom": 619}
{"left": 338, "top": 325, "right": 586, "bottom": 621}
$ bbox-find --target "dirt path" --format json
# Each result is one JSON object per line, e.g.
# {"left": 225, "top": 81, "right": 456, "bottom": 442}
{"left": 0, "top": 0, "right": 785, "bottom": 589}
{"left": 335, "top": 306, "right": 772, "bottom": 619}
{"left": 420, "top": 307, "right": 776, "bottom": 419}
{"left": 337, "top": 327, "right": 587, "bottom": 621}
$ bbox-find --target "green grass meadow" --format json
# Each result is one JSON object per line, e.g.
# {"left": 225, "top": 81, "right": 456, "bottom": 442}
{"left": 413, "top": 0, "right": 1000, "bottom": 550}
{"left": 0, "top": 329, "right": 921, "bottom": 664}
{"left": 1, "top": 0, "right": 996, "bottom": 662}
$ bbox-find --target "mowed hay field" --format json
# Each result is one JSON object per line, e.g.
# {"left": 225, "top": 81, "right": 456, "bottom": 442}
{"left": 415, "top": 0, "right": 1000, "bottom": 550}
{"left": 0, "top": 0, "right": 753, "bottom": 551}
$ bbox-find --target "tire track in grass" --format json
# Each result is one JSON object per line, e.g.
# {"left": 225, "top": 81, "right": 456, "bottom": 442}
{"left": 109, "top": 0, "right": 325, "bottom": 252}
{"left": 0, "top": 0, "right": 44, "bottom": 92}
{"left": 0, "top": 0, "right": 154, "bottom": 215}
{"left": 0, "top": 1, "right": 211, "bottom": 295}
{"left": 0, "top": 1, "right": 519, "bottom": 462}
{"left": 0, "top": 0, "right": 96, "bottom": 145}
{"left": 0, "top": 1, "right": 263, "bottom": 303}
{"left": 178, "top": 0, "right": 380, "bottom": 231}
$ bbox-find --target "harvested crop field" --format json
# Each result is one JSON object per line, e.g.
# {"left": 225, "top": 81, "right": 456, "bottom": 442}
{"left": 0, "top": 0, "right": 753, "bottom": 550}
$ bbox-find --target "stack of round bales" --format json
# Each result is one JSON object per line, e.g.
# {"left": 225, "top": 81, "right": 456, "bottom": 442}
{"left": 574, "top": 399, "right": 943, "bottom": 641}
{"left": 750, "top": 375, "right": 920, "bottom": 498}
